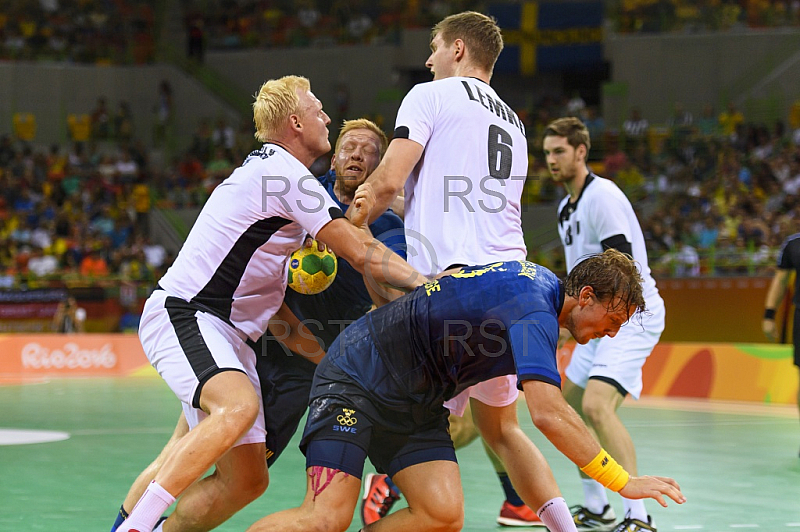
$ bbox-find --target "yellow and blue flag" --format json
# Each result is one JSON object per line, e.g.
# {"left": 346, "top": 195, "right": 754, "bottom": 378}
{"left": 489, "top": 0, "right": 604, "bottom": 75}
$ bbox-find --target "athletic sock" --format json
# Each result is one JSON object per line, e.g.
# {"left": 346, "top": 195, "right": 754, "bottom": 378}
{"left": 581, "top": 478, "right": 609, "bottom": 514}
{"left": 622, "top": 497, "right": 648, "bottom": 522}
{"left": 110, "top": 504, "right": 128, "bottom": 532}
{"left": 119, "top": 481, "right": 175, "bottom": 532}
{"left": 497, "top": 472, "right": 525, "bottom": 507}
{"left": 385, "top": 475, "right": 401, "bottom": 496}
{"left": 537, "top": 497, "right": 576, "bottom": 531}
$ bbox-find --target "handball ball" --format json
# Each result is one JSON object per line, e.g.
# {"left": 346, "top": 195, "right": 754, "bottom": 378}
{"left": 287, "top": 240, "right": 337, "bottom": 295}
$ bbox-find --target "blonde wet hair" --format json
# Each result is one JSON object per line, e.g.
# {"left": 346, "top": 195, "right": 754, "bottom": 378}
{"left": 565, "top": 248, "right": 646, "bottom": 318}
{"left": 253, "top": 75, "right": 310, "bottom": 142}
{"left": 334, "top": 119, "right": 388, "bottom": 156}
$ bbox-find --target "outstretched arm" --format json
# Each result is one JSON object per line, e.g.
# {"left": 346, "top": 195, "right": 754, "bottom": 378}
{"left": 268, "top": 302, "right": 325, "bottom": 364}
{"left": 316, "top": 218, "right": 426, "bottom": 294}
{"left": 521, "top": 379, "right": 686, "bottom": 507}
{"left": 347, "top": 138, "right": 423, "bottom": 224}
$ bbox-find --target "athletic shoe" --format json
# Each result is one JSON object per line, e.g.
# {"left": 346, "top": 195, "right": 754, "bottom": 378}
{"left": 571, "top": 504, "right": 617, "bottom": 531}
{"left": 497, "top": 501, "right": 546, "bottom": 527}
{"left": 360, "top": 473, "right": 401, "bottom": 526}
{"left": 611, "top": 512, "right": 656, "bottom": 532}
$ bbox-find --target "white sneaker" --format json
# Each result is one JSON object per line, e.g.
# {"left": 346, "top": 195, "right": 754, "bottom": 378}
{"left": 611, "top": 512, "right": 656, "bottom": 532}
{"left": 570, "top": 504, "right": 617, "bottom": 531}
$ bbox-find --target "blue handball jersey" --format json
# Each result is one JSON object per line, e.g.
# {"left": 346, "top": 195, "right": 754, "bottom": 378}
{"left": 327, "top": 261, "right": 565, "bottom": 407}
{"left": 282, "top": 170, "right": 406, "bottom": 349}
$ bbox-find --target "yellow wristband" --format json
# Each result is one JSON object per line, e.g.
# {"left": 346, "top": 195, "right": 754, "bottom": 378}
{"left": 580, "top": 449, "right": 630, "bottom": 492}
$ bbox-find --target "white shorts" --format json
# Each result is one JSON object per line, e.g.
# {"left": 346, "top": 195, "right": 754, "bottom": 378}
{"left": 444, "top": 375, "right": 520, "bottom": 417}
{"left": 139, "top": 290, "right": 265, "bottom": 446}
{"left": 565, "top": 294, "right": 665, "bottom": 400}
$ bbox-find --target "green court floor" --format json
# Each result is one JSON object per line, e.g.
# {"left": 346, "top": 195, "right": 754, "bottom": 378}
{"left": 1, "top": 377, "right": 799, "bottom": 531}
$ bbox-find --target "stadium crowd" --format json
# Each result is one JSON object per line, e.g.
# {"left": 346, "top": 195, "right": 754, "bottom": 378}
{"left": 0, "top": 125, "right": 165, "bottom": 289}
{"left": 1, "top": 90, "right": 798, "bottom": 288}
{"left": 613, "top": 0, "right": 800, "bottom": 34}
{"left": 6, "top": 0, "right": 798, "bottom": 64}
{"left": 0, "top": 0, "right": 155, "bottom": 64}
{"left": 2, "top": 0, "right": 799, "bottom": 284}
{"left": 188, "top": 0, "right": 800, "bottom": 53}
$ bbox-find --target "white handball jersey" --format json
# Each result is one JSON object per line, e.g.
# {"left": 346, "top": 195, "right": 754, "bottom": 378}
{"left": 158, "top": 144, "right": 343, "bottom": 340}
{"left": 556, "top": 174, "right": 659, "bottom": 302}
{"left": 394, "top": 77, "right": 528, "bottom": 275}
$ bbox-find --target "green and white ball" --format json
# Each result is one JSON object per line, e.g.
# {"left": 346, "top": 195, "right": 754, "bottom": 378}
{"left": 287, "top": 240, "right": 338, "bottom": 295}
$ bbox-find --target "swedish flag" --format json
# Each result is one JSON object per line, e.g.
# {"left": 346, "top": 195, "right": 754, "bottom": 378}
{"left": 489, "top": 0, "right": 604, "bottom": 75}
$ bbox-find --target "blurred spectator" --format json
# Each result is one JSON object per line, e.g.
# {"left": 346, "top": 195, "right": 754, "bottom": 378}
{"left": 695, "top": 216, "right": 720, "bottom": 250}
{"left": 566, "top": 90, "right": 586, "bottom": 115}
{"left": 190, "top": 119, "right": 214, "bottom": 163}
{"left": 118, "top": 302, "right": 142, "bottom": 333}
{"left": 211, "top": 118, "right": 235, "bottom": 150}
{"left": 582, "top": 106, "right": 605, "bottom": 151}
{"left": 154, "top": 80, "right": 173, "bottom": 147}
{"left": 696, "top": 104, "right": 718, "bottom": 137}
{"left": 187, "top": 15, "right": 205, "bottom": 62}
{"left": 53, "top": 297, "right": 86, "bottom": 333}
{"left": 80, "top": 246, "right": 109, "bottom": 277}
{"left": 719, "top": 102, "right": 745, "bottom": 138}
{"left": 666, "top": 101, "right": 694, "bottom": 141}
{"left": 623, "top": 107, "right": 649, "bottom": 148}
{"left": 602, "top": 136, "right": 628, "bottom": 178}
{"left": 91, "top": 97, "right": 111, "bottom": 140}
{"left": 668, "top": 239, "right": 701, "bottom": 277}
{"left": 142, "top": 239, "right": 167, "bottom": 270}
{"left": 205, "top": 147, "right": 232, "bottom": 188}
{"left": 28, "top": 247, "right": 58, "bottom": 277}
{"left": 115, "top": 101, "right": 134, "bottom": 142}
{"left": 116, "top": 149, "right": 139, "bottom": 184}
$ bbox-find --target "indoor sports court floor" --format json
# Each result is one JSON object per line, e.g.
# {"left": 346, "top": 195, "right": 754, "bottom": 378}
{"left": 1, "top": 376, "right": 798, "bottom": 531}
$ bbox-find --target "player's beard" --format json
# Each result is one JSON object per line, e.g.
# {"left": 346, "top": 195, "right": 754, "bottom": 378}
{"left": 335, "top": 173, "right": 361, "bottom": 201}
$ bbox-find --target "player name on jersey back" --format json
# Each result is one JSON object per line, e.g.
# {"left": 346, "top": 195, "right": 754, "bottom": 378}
{"left": 459, "top": 80, "right": 526, "bottom": 136}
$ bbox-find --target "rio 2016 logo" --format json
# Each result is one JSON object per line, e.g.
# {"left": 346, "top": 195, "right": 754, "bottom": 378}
{"left": 21, "top": 342, "right": 117, "bottom": 369}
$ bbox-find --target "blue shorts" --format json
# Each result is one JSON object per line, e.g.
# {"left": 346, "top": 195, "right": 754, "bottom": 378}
{"left": 301, "top": 357, "right": 456, "bottom": 479}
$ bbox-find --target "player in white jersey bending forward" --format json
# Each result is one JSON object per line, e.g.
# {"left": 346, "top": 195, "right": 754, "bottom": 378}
{"left": 354, "top": 10, "right": 549, "bottom": 528}
{"left": 543, "top": 117, "right": 666, "bottom": 532}
{"left": 115, "top": 76, "right": 424, "bottom": 532}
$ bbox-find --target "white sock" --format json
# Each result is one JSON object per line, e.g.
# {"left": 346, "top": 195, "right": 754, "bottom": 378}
{"left": 581, "top": 478, "right": 609, "bottom": 514}
{"left": 537, "top": 497, "right": 577, "bottom": 532}
{"left": 118, "top": 481, "right": 175, "bottom": 532}
{"left": 622, "top": 497, "right": 648, "bottom": 522}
